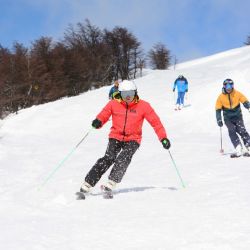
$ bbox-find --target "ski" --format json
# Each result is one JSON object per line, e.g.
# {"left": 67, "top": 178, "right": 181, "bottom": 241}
{"left": 75, "top": 187, "right": 114, "bottom": 200}
{"left": 229, "top": 152, "right": 250, "bottom": 158}
{"left": 75, "top": 191, "right": 86, "bottom": 200}
{"left": 101, "top": 185, "right": 113, "bottom": 199}
{"left": 174, "top": 104, "right": 191, "bottom": 111}
{"left": 243, "top": 152, "right": 250, "bottom": 157}
{"left": 230, "top": 153, "right": 241, "bottom": 158}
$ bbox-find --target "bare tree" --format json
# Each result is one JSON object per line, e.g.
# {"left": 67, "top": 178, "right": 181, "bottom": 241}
{"left": 0, "top": 43, "right": 30, "bottom": 116}
{"left": 173, "top": 55, "right": 178, "bottom": 70}
{"left": 148, "top": 43, "right": 171, "bottom": 69}
{"left": 29, "top": 37, "right": 54, "bottom": 104}
{"left": 63, "top": 19, "right": 112, "bottom": 90}
{"left": 0, "top": 19, "right": 170, "bottom": 118}
{"left": 136, "top": 58, "right": 145, "bottom": 77}
{"left": 245, "top": 35, "right": 250, "bottom": 45}
{"left": 104, "top": 27, "right": 143, "bottom": 80}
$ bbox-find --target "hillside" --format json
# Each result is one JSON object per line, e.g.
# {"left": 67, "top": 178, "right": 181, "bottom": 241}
{"left": 1, "top": 46, "right": 250, "bottom": 250}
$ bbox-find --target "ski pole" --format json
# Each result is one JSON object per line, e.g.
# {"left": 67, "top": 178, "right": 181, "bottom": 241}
{"left": 38, "top": 127, "right": 93, "bottom": 190}
{"left": 220, "top": 127, "right": 224, "bottom": 154}
{"left": 167, "top": 149, "right": 186, "bottom": 188}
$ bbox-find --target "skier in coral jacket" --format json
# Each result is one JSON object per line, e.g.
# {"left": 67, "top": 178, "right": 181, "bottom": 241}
{"left": 79, "top": 80, "right": 171, "bottom": 194}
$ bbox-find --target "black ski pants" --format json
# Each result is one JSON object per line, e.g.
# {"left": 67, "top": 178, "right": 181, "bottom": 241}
{"left": 225, "top": 117, "right": 250, "bottom": 148}
{"left": 85, "top": 138, "right": 140, "bottom": 187}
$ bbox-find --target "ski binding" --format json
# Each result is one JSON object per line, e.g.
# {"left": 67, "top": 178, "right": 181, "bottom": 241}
{"left": 101, "top": 185, "right": 113, "bottom": 199}
{"left": 75, "top": 191, "right": 86, "bottom": 200}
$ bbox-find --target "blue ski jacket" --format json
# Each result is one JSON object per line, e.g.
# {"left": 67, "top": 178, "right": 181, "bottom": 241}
{"left": 109, "top": 86, "right": 119, "bottom": 99}
{"left": 173, "top": 78, "right": 188, "bottom": 92}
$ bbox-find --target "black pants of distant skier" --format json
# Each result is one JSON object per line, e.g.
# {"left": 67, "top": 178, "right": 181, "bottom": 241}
{"left": 225, "top": 117, "right": 250, "bottom": 148}
{"left": 85, "top": 138, "right": 140, "bottom": 187}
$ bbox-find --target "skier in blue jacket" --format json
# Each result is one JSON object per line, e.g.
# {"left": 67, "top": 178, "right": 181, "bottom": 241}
{"left": 173, "top": 75, "right": 188, "bottom": 110}
{"left": 109, "top": 80, "right": 119, "bottom": 99}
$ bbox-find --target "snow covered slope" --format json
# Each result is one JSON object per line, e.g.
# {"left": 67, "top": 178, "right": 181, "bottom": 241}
{"left": 1, "top": 46, "right": 250, "bottom": 250}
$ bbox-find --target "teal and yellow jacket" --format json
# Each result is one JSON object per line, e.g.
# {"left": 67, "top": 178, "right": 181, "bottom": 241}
{"left": 215, "top": 89, "right": 250, "bottom": 122}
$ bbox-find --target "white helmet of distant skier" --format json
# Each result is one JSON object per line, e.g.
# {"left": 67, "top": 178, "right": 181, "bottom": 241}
{"left": 118, "top": 80, "right": 137, "bottom": 91}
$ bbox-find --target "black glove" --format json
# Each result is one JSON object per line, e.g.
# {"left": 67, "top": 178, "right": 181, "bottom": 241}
{"left": 217, "top": 120, "right": 223, "bottom": 127}
{"left": 173, "top": 89, "right": 175, "bottom": 92}
{"left": 161, "top": 138, "right": 171, "bottom": 149}
{"left": 92, "top": 119, "right": 102, "bottom": 129}
{"left": 186, "top": 89, "right": 188, "bottom": 92}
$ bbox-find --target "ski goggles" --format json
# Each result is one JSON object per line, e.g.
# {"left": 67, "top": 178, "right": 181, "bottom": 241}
{"left": 120, "top": 90, "right": 136, "bottom": 100}
{"left": 223, "top": 79, "right": 234, "bottom": 86}
{"left": 223, "top": 79, "right": 234, "bottom": 90}
{"left": 224, "top": 83, "right": 233, "bottom": 90}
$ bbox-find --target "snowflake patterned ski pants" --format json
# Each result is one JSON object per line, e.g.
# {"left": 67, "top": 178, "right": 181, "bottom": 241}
{"left": 85, "top": 138, "right": 140, "bottom": 187}
{"left": 225, "top": 117, "right": 250, "bottom": 148}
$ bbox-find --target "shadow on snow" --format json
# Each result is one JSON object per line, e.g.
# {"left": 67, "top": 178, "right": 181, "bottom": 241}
{"left": 91, "top": 186, "right": 178, "bottom": 196}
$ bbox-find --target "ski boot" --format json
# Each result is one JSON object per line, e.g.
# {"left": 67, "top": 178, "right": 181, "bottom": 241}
{"left": 230, "top": 144, "right": 242, "bottom": 158}
{"left": 174, "top": 104, "right": 179, "bottom": 111}
{"left": 101, "top": 180, "right": 116, "bottom": 199}
{"left": 243, "top": 146, "right": 250, "bottom": 157}
{"left": 76, "top": 182, "right": 92, "bottom": 200}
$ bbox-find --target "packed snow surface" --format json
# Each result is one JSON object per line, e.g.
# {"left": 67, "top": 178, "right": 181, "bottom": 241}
{"left": 1, "top": 46, "right": 250, "bottom": 250}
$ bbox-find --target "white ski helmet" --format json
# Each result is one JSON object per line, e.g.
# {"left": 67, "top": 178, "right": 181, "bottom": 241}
{"left": 118, "top": 80, "right": 137, "bottom": 91}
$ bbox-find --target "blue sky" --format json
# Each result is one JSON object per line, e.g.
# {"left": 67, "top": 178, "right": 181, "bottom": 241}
{"left": 0, "top": 0, "right": 249, "bottom": 62}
